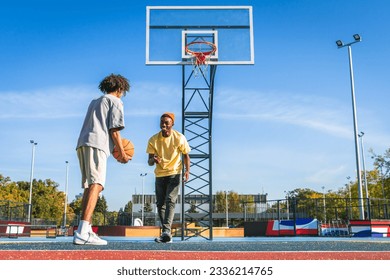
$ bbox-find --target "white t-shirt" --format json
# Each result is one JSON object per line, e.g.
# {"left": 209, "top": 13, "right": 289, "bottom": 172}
{"left": 76, "top": 94, "right": 125, "bottom": 156}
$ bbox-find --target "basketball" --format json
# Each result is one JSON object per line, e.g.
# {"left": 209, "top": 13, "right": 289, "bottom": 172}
{"left": 112, "top": 138, "right": 134, "bottom": 160}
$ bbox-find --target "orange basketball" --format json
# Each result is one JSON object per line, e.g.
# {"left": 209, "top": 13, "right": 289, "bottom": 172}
{"left": 112, "top": 138, "right": 134, "bottom": 160}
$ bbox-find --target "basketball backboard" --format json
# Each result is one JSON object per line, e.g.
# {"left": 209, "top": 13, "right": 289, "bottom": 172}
{"left": 146, "top": 6, "right": 254, "bottom": 65}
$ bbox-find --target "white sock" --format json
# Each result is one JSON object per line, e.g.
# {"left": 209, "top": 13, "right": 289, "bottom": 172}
{"left": 89, "top": 223, "right": 93, "bottom": 233}
{"left": 78, "top": 220, "right": 90, "bottom": 235}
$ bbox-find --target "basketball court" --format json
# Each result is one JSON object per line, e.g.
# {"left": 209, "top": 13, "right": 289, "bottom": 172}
{"left": 1, "top": 236, "right": 389, "bottom": 280}
{"left": 1, "top": 6, "right": 388, "bottom": 279}
{"left": 1, "top": 236, "right": 390, "bottom": 260}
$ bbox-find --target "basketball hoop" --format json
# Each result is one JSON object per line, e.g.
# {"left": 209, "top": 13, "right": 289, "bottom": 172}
{"left": 185, "top": 41, "right": 217, "bottom": 76}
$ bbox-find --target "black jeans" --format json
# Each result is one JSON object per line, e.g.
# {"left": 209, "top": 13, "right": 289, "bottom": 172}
{"left": 155, "top": 174, "right": 180, "bottom": 235}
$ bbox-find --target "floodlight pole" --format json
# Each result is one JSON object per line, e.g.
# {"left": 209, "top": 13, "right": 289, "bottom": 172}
{"left": 336, "top": 35, "right": 364, "bottom": 220}
{"left": 63, "top": 161, "right": 69, "bottom": 228}
{"left": 358, "top": 132, "right": 369, "bottom": 217}
{"left": 140, "top": 173, "right": 147, "bottom": 224}
{"left": 225, "top": 191, "right": 229, "bottom": 228}
{"left": 322, "top": 186, "right": 326, "bottom": 222}
{"left": 346, "top": 176, "right": 352, "bottom": 219}
{"left": 28, "top": 140, "right": 37, "bottom": 223}
{"left": 284, "top": 190, "right": 289, "bottom": 219}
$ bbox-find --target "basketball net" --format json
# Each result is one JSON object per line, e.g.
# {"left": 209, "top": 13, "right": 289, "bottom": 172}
{"left": 185, "top": 41, "right": 217, "bottom": 78}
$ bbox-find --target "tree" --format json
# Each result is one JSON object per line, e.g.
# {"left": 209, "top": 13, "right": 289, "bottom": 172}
{"left": 0, "top": 175, "right": 78, "bottom": 225}
{"left": 117, "top": 201, "right": 133, "bottom": 225}
{"left": 0, "top": 175, "right": 11, "bottom": 186}
{"left": 123, "top": 201, "right": 132, "bottom": 213}
{"left": 0, "top": 180, "right": 27, "bottom": 202}
{"left": 228, "top": 191, "right": 241, "bottom": 212}
{"left": 240, "top": 194, "right": 255, "bottom": 213}
{"left": 30, "top": 179, "right": 65, "bottom": 224}
{"left": 95, "top": 195, "right": 108, "bottom": 214}
{"left": 371, "top": 148, "right": 390, "bottom": 199}
{"left": 91, "top": 196, "right": 108, "bottom": 226}
{"left": 214, "top": 190, "right": 242, "bottom": 213}
{"left": 69, "top": 196, "right": 82, "bottom": 217}
{"left": 214, "top": 191, "right": 226, "bottom": 213}
{"left": 144, "top": 202, "right": 153, "bottom": 213}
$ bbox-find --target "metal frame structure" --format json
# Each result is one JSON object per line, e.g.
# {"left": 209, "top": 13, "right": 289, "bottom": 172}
{"left": 146, "top": 5, "right": 254, "bottom": 241}
{"left": 181, "top": 64, "right": 217, "bottom": 240}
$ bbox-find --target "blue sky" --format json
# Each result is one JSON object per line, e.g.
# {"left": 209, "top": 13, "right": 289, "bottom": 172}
{"left": 0, "top": 0, "right": 389, "bottom": 211}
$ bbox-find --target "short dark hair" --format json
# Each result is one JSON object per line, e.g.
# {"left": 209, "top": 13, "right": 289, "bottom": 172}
{"left": 98, "top": 74, "right": 130, "bottom": 95}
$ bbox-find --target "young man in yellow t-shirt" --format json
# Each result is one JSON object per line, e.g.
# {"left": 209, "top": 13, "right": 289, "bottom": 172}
{"left": 146, "top": 112, "right": 191, "bottom": 243}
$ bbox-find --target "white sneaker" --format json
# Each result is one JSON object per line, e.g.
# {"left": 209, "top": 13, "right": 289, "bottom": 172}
{"left": 73, "top": 231, "right": 107, "bottom": 245}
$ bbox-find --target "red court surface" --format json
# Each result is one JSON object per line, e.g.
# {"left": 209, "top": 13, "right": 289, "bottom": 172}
{"left": 1, "top": 250, "right": 390, "bottom": 260}
{"left": 1, "top": 236, "right": 390, "bottom": 260}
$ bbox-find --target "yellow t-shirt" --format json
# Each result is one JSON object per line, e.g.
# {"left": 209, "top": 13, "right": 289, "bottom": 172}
{"left": 146, "top": 130, "right": 191, "bottom": 177}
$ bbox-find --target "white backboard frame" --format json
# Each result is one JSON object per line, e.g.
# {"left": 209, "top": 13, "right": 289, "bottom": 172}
{"left": 145, "top": 6, "right": 254, "bottom": 65}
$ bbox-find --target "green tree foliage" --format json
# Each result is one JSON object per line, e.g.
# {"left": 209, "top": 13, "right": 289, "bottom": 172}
{"left": 92, "top": 212, "right": 104, "bottom": 226}
{"left": 118, "top": 202, "right": 133, "bottom": 225}
{"left": 69, "top": 196, "right": 82, "bottom": 217}
{"left": 240, "top": 194, "right": 255, "bottom": 213}
{"left": 0, "top": 176, "right": 28, "bottom": 202}
{"left": 123, "top": 201, "right": 132, "bottom": 213}
{"left": 214, "top": 191, "right": 226, "bottom": 213}
{"left": 68, "top": 193, "right": 110, "bottom": 226}
{"left": 95, "top": 195, "right": 108, "bottom": 214}
{"left": 105, "top": 211, "right": 118, "bottom": 226}
{"left": 228, "top": 191, "right": 242, "bottom": 212}
{"left": 214, "top": 191, "right": 243, "bottom": 213}
{"left": 0, "top": 176, "right": 75, "bottom": 225}
{"left": 144, "top": 202, "right": 153, "bottom": 213}
{"left": 370, "top": 148, "right": 390, "bottom": 199}
{"left": 32, "top": 179, "right": 63, "bottom": 223}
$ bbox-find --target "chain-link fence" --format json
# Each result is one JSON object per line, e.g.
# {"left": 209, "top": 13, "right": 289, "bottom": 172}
{"left": 239, "top": 197, "right": 390, "bottom": 224}
{"left": 0, "top": 200, "right": 28, "bottom": 222}
{"left": 2, "top": 198, "right": 389, "bottom": 227}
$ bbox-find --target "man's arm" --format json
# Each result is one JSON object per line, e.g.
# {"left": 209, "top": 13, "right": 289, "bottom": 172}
{"left": 111, "top": 128, "right": 130, "bottom": 163}
{"left": 183, "top": 153, "right": 190, "bottom": 182}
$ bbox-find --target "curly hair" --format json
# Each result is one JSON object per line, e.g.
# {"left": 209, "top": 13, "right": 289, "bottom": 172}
{"left": 98, "top": 74, "right": 130, "bottom": 95}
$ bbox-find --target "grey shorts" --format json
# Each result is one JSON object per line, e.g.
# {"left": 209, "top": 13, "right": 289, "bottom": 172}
{"left": 77, "top": 146, "right": 107, "bottom": 189}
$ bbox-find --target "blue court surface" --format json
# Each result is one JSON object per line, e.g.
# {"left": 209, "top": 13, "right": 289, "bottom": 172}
{"left": 1, "top": 236, "right": 390, "bottom": 252}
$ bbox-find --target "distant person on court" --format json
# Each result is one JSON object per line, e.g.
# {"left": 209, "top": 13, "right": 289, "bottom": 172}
{"left": 74, "top": 74, "right": 131, "bottom": 245}
{"left": 147, "top": 112, "right": 191, "bottom": 243}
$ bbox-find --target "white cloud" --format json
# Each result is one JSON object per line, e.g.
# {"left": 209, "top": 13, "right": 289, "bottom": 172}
{"left": 305, "top": 165, "right": 348, "bottom": 186}
{"left": 0, "top": 86, "right": 94, "bottom": 120}
{"left": 0, "top": 82, "right": 182, "bottom": 120}
{"left": 0, "top": 84, "right": 355, "bottom": 142}
{"left": 215, "top": 88, "right": 352, "bottom": 138}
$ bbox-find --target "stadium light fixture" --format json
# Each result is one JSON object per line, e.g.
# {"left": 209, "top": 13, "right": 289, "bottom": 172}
{"left": 336, "top": 40, "right": 343, "bottom": 47}
{"left": 353, "top": 34, "right": 361, "bottom": 42}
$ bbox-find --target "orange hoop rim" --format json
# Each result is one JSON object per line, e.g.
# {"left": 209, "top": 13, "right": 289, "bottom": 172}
{"left": 185, "top": 41, "right": 217, "bottom": 57}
